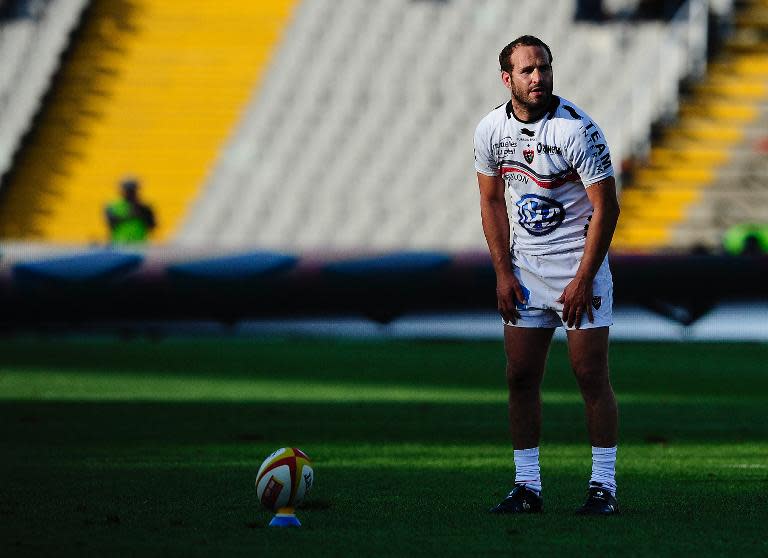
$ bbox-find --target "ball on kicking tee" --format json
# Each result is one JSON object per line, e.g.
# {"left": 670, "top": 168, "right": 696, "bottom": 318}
{"left": 255, "top": 447, "right": 314, "bottom": 511}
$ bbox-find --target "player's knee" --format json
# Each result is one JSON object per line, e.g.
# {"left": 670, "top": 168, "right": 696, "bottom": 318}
{"left": 505, "top": 363, "right": 541, "bottom": 393}
{"left": 574, "top": 368, "right": 611, "bottom": 401}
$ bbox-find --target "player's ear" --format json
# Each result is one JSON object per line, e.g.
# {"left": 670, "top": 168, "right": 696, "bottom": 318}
{"left": 501, "top": 70, "right": 512, "bottom": 90}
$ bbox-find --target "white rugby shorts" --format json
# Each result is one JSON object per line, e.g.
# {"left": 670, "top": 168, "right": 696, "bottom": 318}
{"left": 504, "top": 250, "right": 613, "bottom": 329}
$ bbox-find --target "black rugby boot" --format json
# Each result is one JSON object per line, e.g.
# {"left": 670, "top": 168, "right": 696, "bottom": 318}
{"left": 575, "top": 484, "right": 620, "bottom": 515}
{"left": 489, "top": 485, "right": 543, "bottom": 514}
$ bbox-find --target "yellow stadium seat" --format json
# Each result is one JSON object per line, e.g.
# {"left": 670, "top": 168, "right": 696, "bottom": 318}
{"left": 0, "top": 0, "right": 298, "bottom": 243}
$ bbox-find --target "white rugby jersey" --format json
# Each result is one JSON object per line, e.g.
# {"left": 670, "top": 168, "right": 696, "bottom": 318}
{"left": 474, "top": 96, "right": 613, "bottom": 256}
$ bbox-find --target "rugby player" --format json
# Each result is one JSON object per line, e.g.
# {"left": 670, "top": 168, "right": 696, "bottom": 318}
{"left": 474, "top": 35, "right": 621, "bottom": 515}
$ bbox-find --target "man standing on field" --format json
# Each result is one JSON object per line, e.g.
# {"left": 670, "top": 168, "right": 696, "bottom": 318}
{"left": 474, "top": 35, "right": 621, "bottom": 515}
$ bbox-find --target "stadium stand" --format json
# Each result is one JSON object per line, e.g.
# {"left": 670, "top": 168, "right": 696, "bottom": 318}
{"left": 614, "top": 0, "right": 768, "bottom": 252}
{"left": 0, "top": 0, "right": 87, "bottom": 186}
{"left": 0, "top": 0, "right": 750, "bottom": 254}
{"left": 0, "top": 0, "right": 297, "bottom": 243}
{"left": 178, "top": 0, "right": 713, "bottom": 251}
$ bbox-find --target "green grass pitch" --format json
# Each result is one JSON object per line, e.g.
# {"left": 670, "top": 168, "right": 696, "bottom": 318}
{"left": 0, "top": 336, "right": 766, "bottom": 556}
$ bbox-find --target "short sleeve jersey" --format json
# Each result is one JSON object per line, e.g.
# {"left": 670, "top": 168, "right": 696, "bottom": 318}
{"left": 474, "top": 96, "right": 613, "bottom": 256}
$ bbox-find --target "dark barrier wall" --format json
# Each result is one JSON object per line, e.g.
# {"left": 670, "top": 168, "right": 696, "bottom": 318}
{"left": 0, "top": 247, "right": 766, "bottom": 326}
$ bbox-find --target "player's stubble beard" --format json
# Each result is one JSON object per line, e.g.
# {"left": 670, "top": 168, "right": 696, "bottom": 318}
{"left": 510, "top": 80, "right": 553, "bottom": 119}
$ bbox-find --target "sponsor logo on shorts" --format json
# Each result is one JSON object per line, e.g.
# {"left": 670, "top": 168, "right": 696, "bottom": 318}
{"left": 515, "top": 194, "right": 565, "bottom": 236}
{"left": 515, "top": 284, "right": 531, "bottom": 310}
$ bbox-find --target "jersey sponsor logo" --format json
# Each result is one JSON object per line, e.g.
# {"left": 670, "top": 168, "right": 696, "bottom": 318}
{"left": 537, "top": 142, "right": 562, "bottom": 156}
{"left": 493, "top": 136, "right": 517, "bottom": 158}
{"left": 507, "top": 172, "right": 529, "bottom": 185}
{"left": 523, "top": 148, "right": 535, "bottom": 164}
{"left": 515, "top": 194, "right": 565, "bottom": 236}
{"left": 501, "top": 162, "right": 579, "bottom": 190}
{"left": 520, "top": 128, "right": 535, "bottom": 137}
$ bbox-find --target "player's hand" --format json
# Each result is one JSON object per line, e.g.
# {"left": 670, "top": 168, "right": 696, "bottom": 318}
{"left": 497, "top": 273, "right": 525, "bottom": 325}
{"left": 557, "top": 275, "right": 594, "bottom": 329}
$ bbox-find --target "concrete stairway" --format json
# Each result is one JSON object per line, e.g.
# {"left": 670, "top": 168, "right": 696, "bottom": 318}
{"left": 613, "top": 0, "right": 768, "bottom": 253}
{"left": 0, "top": 0, "right": 297, "bottom": 243}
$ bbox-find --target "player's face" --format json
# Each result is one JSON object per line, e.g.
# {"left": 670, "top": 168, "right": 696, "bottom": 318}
{"left": 502, "top": 45, "right": 553, "bottom": 114}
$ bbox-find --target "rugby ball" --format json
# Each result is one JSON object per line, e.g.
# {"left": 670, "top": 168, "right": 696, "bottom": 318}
{"left": 255, "top": 447, "right": 313, "bottom": 511}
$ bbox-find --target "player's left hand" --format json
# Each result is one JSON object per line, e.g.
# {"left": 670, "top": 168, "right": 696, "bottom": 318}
{"left": 557, "top": 275, "right": 594, "bottom": 329}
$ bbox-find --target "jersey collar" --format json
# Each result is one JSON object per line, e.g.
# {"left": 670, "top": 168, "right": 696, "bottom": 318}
{"left": 506, "top": 95, "right": 560, "bottom": 123}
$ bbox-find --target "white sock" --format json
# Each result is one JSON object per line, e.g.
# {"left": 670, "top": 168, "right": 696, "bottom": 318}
{"left": 590, "top": 446, "right": 617, "bottom": 495}
{"left": 514, "top": 447, "right": 542, "bottom": 494}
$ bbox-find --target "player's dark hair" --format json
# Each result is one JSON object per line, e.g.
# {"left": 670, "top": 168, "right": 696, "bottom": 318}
{"left": 499, "top": 35, "right": 553, "bottom": 73}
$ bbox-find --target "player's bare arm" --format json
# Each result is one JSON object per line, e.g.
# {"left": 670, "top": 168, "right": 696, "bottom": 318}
{"left": 558, "top": 176, "right": 620, "bottom": 328}
{"left": 477, "top": 172, "right": 525, "bottom": 324}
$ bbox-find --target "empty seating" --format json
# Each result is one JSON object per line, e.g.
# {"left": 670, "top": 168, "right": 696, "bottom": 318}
{"left": 180, "top": 0, "right": 702, "bottom": 251}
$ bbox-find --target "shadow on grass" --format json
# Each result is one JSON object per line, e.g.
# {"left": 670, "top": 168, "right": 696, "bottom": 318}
{"left": 2, "top": 398, "right": 766, "bottom": 447}
{"left": 0, "top": 338, "right": 766, "bottom": 397}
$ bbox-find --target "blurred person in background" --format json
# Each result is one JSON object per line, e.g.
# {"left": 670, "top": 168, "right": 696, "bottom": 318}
{"left": 722, "top": 223, "right": 768, "bottom": 256}
{"left": 475, "top": 35, "right": 621, "bottom": 516}
{"left": 105, "top": 177, "right": 156, "bottom": 244}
